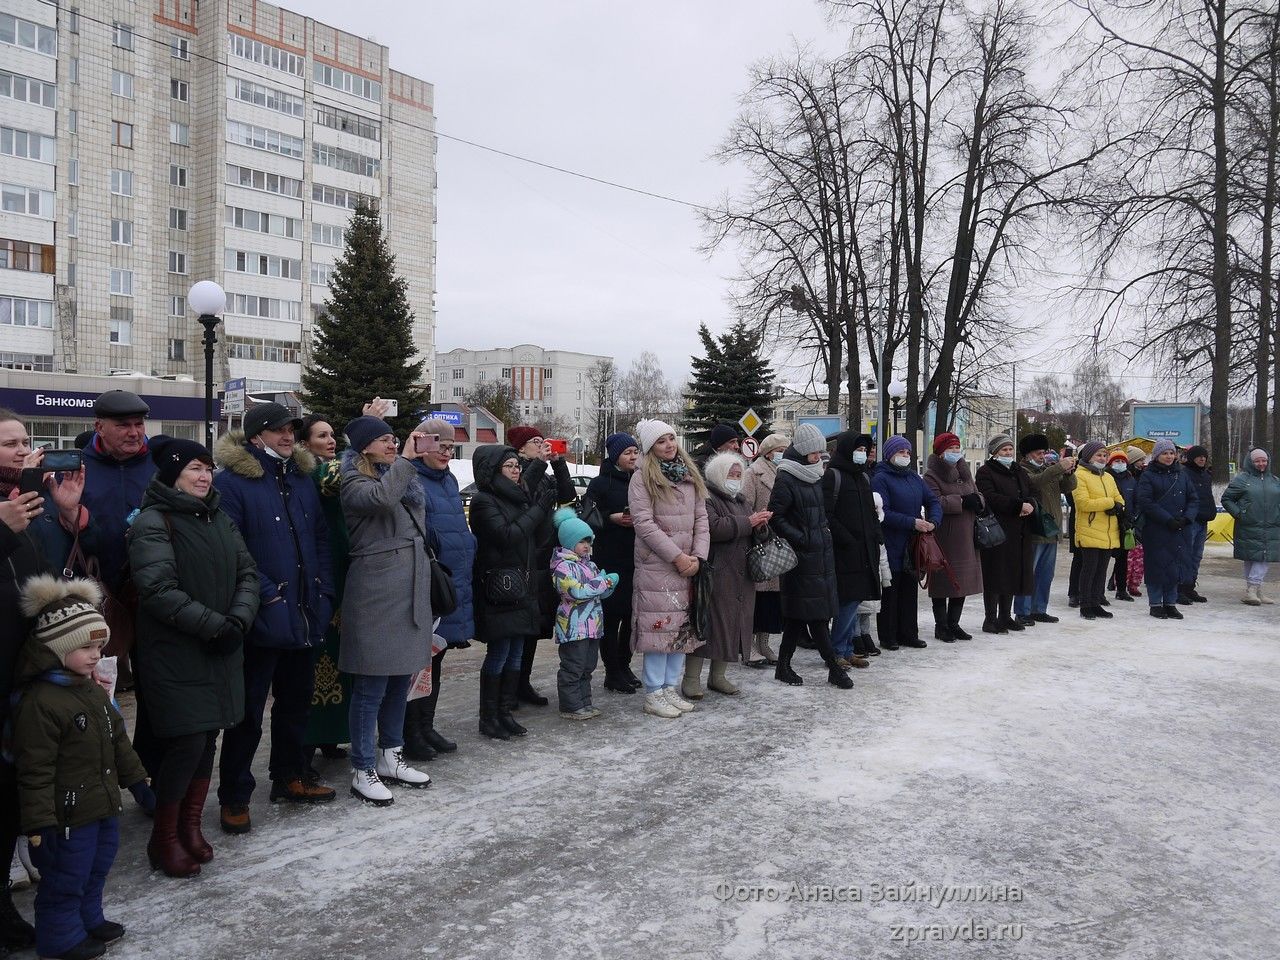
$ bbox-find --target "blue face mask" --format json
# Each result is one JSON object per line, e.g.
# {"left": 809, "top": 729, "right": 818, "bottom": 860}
{"left": 943, "top": 450, "right": 963, "bottom": 464}
{"left": 1111, "top": 462, "right": 1127, "bottom": 473}
{"left": 852, "top": 450, "right": 868, "bottom": 465}
{"left": 771, "top": 452, "right": 783, "bottom": 464}
{"left": 995, "top": 455, "right": 1015, "bottom": 468}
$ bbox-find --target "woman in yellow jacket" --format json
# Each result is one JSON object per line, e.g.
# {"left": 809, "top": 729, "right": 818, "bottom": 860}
{"left": 1071, "top": 440, "right": 1125, "bottom": 620}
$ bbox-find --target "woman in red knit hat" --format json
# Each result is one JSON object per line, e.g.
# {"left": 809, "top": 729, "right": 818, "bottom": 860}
{"left": 923, "top": 433, "right": 984, "bottom": 641}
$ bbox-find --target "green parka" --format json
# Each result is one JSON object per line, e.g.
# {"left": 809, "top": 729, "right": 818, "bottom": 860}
{"left": 126, "top": 479, "right": 260, "bottom": 738}
{"left": 12, "top": 642, "right": 148, "bottom": 833}
{"left": 1221, "top": 461, "right": 1280, "bottom": 562}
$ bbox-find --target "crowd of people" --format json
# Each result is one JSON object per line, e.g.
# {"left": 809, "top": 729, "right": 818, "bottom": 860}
{"left": 1, "top": 392, "right": 1278, "bottom": 959}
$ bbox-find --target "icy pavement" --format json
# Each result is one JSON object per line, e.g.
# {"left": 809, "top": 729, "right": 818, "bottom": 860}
{"left": 21, "top": 543, "right": 1278, "bottom": 959}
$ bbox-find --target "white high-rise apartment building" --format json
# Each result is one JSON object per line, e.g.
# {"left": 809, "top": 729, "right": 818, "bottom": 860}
{"left": 0, "top": 0, "right": 436, "bottom": 396}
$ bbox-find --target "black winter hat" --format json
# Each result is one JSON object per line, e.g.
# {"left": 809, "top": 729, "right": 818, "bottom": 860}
{"left": 1187, "top": 445, "right": 1209, "bottom": 462}
{"left": 1018, "top": 434, "right": 1049, "bottom": 457}
{"left": 93, "top": 389, "right": 149, "bottom": 418}
{"left": 150, "top": 435, "right": 214, "bottom": 487}
{"left": 244, "top": 402, "right": 302, "bottom": 439}
{"left": 707, "top": 424, "right": 739, "bottom": 451}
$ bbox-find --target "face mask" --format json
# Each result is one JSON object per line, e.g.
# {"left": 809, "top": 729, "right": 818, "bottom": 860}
{"left": 995, "top": 455, "right": 1014, "bottom": 468}
{"left": 891, "top": 454, "right": 911, "bottom": 468}
{"left": 852, "top": 451, "right": 868, "bottom": 465}
{"left": 943, "top": 450, "right": 963, "bottom": 464}
{"left": 1111, "top": 463, "right": 1127, "bottom": 474}
{"left": 724, "top": 479, "right": 743, "bottom": 496}
{"left": 771, "top": 452, "right": 783, "bottom": 464}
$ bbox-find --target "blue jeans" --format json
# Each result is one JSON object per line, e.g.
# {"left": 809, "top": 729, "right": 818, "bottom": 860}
{"left": 481, "top": 636, "right": 525, "bottom": 676}
{"left": 831, "top": 601, "right": 860, "bottom": 659}
{"left": 1187, "top": 521, "right": 1207, "bottom": 585}
{"left": 31, "top": 817, "right": 119, "bottom": 956}
{"left": 641, "top": 652, "right": 685, "bottom": 693}
{"left": 1148, "top": 583, "right": 1180, "bottom": 606}
{"left": 1015, "top": 542, "right": 1058, "bottom": 616}
{"left": 348, "top": 673, "right": 413, "bottom": 771}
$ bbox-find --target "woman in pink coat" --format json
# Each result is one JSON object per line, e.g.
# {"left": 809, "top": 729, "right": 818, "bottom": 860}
{"left": 629, "top": 419, "right": 710, "bottom": 720}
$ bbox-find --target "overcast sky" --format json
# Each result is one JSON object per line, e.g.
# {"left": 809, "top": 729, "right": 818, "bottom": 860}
{"left": 300, "top": 0, "right": 841, "bottom": 387}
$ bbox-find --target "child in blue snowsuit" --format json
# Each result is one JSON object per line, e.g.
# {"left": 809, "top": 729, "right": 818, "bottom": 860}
{"left": 550, "top": 511, "right": 617, "bottom": 719}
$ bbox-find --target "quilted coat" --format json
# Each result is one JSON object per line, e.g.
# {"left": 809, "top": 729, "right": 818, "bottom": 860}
{"left": 414, "top": 457, "right": 477, "bottom": 645}
{"left": 1222, "top": 460, "right": 1280, "bottom": 562}
{"left": 923, "top": 455, "right": 984, "bottom": 598}
{"left": 767, "top": 453, "right": 838, "bottom": 622}
{"left": 871, "top": 461, "right": 943, "bottom": 573}
{"left": 1072, "top": 466, "right": 1124, "bottom": 551}
{"left": 550, "top": 547, "right": 615, "bottom": 644}
{"left": 629, "top": 467, "right": 709, "bottom": 654}
{"left": 1135, "top": 460, "right": 1199, "bottom": 585}
{"left": 822, "top": 435, "right": 882, "bottom": 604}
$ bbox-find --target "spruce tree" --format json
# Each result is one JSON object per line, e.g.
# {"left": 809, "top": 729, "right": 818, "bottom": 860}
{"left": 682, "top": 321, "right": 775, "bottom": 447}
{"left": 301, "top": 200, "right": 429, "bottom": 434}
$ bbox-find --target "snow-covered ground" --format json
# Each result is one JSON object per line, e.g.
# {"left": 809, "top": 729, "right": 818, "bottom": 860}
{"left": 25, "top": 544, "right": 1277, "bottom": 959}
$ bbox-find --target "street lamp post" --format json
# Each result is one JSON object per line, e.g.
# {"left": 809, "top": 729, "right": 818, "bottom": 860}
{"left": 887, "top": 377, "right": 907, "bottom": 438}
{"left": 188, "top": 280, "right": 226, "bottom": 451}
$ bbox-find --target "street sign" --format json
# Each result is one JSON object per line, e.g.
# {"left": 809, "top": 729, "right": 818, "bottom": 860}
{"left": 741, "top": 437, "right": 759, "bottom": 460}
{"left": 222, "top": 378, "right": 246, "bottom": 415}
{"left": 738, "top": 408, "right": 763, "bottom": 437}
{"left": 431, "top": 410, "right": 465, "bottom": 427}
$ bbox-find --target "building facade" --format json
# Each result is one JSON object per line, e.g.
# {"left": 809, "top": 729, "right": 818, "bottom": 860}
{"left": 435, "top": 344, "right": 612, "bottom": 447}
{"left": 0, "top": 0, "right": 436, "bottom": 399}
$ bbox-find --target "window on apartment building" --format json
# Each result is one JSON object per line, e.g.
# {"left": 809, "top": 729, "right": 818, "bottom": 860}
{"left": 67, "top": 262, "right": 74, "bottom": 286}
{"left": 0, "top": 71, "right": 57, "bottom": 108}
{"left": 110, "top": 169, "right": 133, "bottom": 196}
{"left": 168, "top": 338, "right": 185, "bottom": 361}
{"left": 170, "top": 78, "right": 188, "bottom": 102}
{"left": 543, "top": 406, "right": 553, "bottom": 415}
{"left": 0, "top": 240, "right": 55, "bottom": 274}
{"left": 69, "top": 8, "right": 79, "bottom": 34}
{"left": 542, "top": 368, "right": 553, "bottom": 379}
{"left": 1, "top": 184, "right": 56, "bottom": 218}
{"left": 170, "top": 37, "right": 189, "bottom": 60}
{"left": 111, "top": 70, "right": 133, "bottom": 99}
{"left": 169, "top": 208, "right": 187, "bottom": 230}
{"left": 67, "top": 110, "right": 76, "bottom": 134}
{"left": 168, "top": 295, "right": 186, "bottom": 316}
{"left": 112, "top": 121, "right": 132, "bottom": 149}
{"left": 0, "top": 297, "right": 54, "bottom": 328}
{"left": 452, "top": 369, "right": 464, "bottom": 379}
{"left": 169, "top": 122, "right": 189, "bottom": 146}
{"left": 112, "top": 22, "right": 134, "bottom": 50}
{"left": 67, "top": 158, "right": 77, "bottom": 185}
{"left": 168, "top": 251, "right": 187, "bottom": 274}
{"left": 452, "top": 387, "right": 464, "bottom": 398}
{"left": 66, "top": 211, "right": 76, "bottom": 236}
{"left": 169, "top": 164, "right": 187, "bottom": 187}
{"left": 1, "top": 127, "right": 56, "bottom": 162}
{"left": 0, "top": 351, "right": 54, "bottom": 371}
{"left": 108, "top": 319, "right": 131, "bottom": 345}
{"left": 0, "top": 13, "right": 57, "bottom": 55}
{"left": 68, "top": 58, "right": 77, "bottom": 84}
{"left": 501, "top": 368, "right": 511, "bottom": 378}
{"left": 109, "top": 268, "right": 132, "bottom": 296}
{"left": 110, "top": 219, "right": 132, "bottom": 245}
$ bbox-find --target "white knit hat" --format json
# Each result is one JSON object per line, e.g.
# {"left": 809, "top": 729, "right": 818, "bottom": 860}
{"left": 636, "top": 418, "right": 677, "bottom": 454}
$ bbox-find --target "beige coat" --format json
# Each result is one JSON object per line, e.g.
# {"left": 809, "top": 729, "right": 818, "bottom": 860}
{"left": 742, "top": 457, "right": 780, "bottom": 592}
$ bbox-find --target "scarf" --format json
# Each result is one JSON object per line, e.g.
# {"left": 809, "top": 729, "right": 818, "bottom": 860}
{"left": 659, "top": 458, "right": 688, "bottom": 485}
{"left": 776, "top": 459, "right": 826, "bottom": 484}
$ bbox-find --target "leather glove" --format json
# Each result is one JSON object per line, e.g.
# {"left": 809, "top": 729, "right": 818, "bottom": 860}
{"left": 128, "top": 781, "right": 156, "bottom": 814}
{"left": 960, "top": 493, "right": 983, "bottom": 512}
{"left": 1105, "top": 505, "right": 1121, "bottom": 517}
{"left": 208, "top": 618, "right": 244, "bottom": 656}
{"left": 1176, "top": 516, "right": 1191, "bottom": 529}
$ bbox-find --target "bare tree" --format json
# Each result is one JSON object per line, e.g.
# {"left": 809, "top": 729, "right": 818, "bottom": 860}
{"left": 615, "top": 352, "right": 679, "bottom": 437}
{"left": 585, "top": 358, "right": 618, "bottom": 458}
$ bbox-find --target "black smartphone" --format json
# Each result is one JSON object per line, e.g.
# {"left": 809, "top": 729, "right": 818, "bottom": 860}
{"left": 42, "top": 449, "right": 82, "bottom": 472}
{"left": 18, "top": 468, "right": 46, "bottom": 498}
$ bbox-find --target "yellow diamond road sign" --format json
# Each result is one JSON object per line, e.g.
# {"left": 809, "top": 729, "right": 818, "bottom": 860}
{"left": 738, "top": 408, "right": 763, "bottom": 437}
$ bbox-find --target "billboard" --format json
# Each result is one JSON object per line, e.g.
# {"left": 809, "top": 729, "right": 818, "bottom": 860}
{"left": 798, "top": 416, "right": 844, "bottom": 439}
{"left": 1130, "top": 402, "right": 1200, "bottom": 447}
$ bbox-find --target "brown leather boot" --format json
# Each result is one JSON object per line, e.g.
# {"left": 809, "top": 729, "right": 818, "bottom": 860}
{"left": 177, "top": 778, "right": 213, "bottom": 864}
{"left": 148, "top": 803, "right": 200, "bottom": 878}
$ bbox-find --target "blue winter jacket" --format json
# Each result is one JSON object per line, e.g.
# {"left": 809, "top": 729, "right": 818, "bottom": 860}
{"left": 81, "top": 437, "right": 157, "bottom": 592}
{"left": 413, "top": 458, "right": 476, "bottom": 646}
{"left": 213, "top": 433, "right": 334, "bottom": 648}
{"left": 1113, "top": 467, "right": 1138, "bottom": 524}
{"left": 1135, "top": 461, "right": 1199, "bottom": 587}
{"left": 871, "top": 462, "right": 943, "bottom": 573}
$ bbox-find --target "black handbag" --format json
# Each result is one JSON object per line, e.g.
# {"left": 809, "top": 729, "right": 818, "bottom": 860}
{"left": 691, "top": 558, "right": 714, "bottom": 643}
{"left": 577, "top": 495, "right": 605, "bottom": 533}
{"left": 973, "top": 511, "right": 1007, "bottom": 550}
{"left": 402, "top": 506, "right": 458, "bottom": 618}
{"left": 483, "top": 567, "right": 529, "bottom": 604}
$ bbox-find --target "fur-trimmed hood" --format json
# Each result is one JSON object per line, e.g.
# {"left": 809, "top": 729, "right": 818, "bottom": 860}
{"left": 214, "top": 430, "right": 315, "bottom": 480}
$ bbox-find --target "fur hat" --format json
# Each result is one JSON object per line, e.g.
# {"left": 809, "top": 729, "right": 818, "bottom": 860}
{"left": 1150, "top": 438, "right": 1176, "bottom": 460}
{"left": 605, "top": 432, "right": 638, "bottom": 463}
{"left": 344, "top": 416, "right": 395, "bottom": 455}
{"left": 1187, "top": 445, "right": 1209, "bottom": 462}
{"left": 757, "top": 433, "right": 790, "bottom": 459}
{"left": 987, "top": 434, "right": 1015, "bottom": 456}
{"left": 1018, "top": 433, "right": 1049, "bottom": 458}
{"left": 933, "top": 432, "right": 960, "bottom": 456}
{"left": 1079, "top": 440, "right": 1106, "bottom": 465}
{"left": 1125, "top": 445, "right": 1147, "bottom": 466}
{"left": 792, "top": 423, "right": 826, "bottom": 457}
{"left": 636, "top": 419, "right": 677, "bottom": 455}
{"left": 704, "top": 451, "right": 747, "bottom": 497}
{"left": 883, "top": 435, "right": 912, "bottom": 462}
{"left": 150, "top": 435, "right": 214, "bottom": 487}
{"left": 416, "top": 417, "right": 456, "bottom": 442}
{"left": 707, "top": 424, "right": 739, "bottom": 451}
{"left": 21, "top": 575, "right": 109, "bottom": 664}
{"left": 507, "top": 426, "right": 542, "bottom": 452}
{"left": 244, "top": 401, "right": 302, "bottom": 440}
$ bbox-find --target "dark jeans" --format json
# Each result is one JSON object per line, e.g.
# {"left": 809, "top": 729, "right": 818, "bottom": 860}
{"left": 877, "top": 570, "right": 920, "bottom": 645}
{"left": 557, "top": 638, "right": 600, "bottom": 712}
{"left": 154, "top": 731, "right": 217, "bottom": 805}
{"left": 348, "top": 673, "right": 413, "bottom": 771}
{"left": 218, "top": 644, "right": 317, "bottom": 806}
{"left": 482, "top": 636, "right": 525, "bottom": 676}
{"left": 779, "top": 618, "right": 839, "bottom": 667}
{"left": 31, "top": 817, "right": 119, "bottom": 957}
{"left": 1077, "top": 548, "right": 1110, "bottom": 609}
{"left": 1187, "top": 521, "right": 1208, "bottom": 586}
{"left": 600, "top": 606, "right": 633, "bottom": 675}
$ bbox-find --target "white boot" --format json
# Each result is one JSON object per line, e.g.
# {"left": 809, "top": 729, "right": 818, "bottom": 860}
{"left": 351, "top": 768, "right": 394, "bottom": 806}
{"left": 376, "top": 747, "right": 431, "bottom": 788}
{"left": 1257, "top": 583, "right": 1275, "bottom": 604}
{"left": 644, "top": 691, "right": 680, "bottom": 718}
{"left": 16, "top": 836, "right": 38, "bottom": 883}
{"left": 8, "top": 849, "right": 29, "bottom": 891}
{"left": 663, "top": 686, "right": 696, "bottom": 713}
{"left": 1243, "top": 584, "right": 1263, "bottom": 606}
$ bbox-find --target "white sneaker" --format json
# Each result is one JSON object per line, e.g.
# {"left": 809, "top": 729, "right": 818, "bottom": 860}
{"left": 376, "top": 747, "right": 431, "bottom": 788}
{"left": 663, "top": 687, "right": 696, "bottom": 713}
{"left": 16, "top": 837, "right": 38, "bottom": 883}
{"left": 351, "top": 768, "right": 394, "bottom": 806}
{"left": 643, "top": 691, "right": 680, "bottom": 718}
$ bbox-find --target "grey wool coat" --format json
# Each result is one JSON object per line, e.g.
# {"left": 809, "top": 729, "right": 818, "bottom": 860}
{"left": 629, "top": 468, "right": 710, "bottom": 654}
{"left": 338, "top": 453, "right": 432, "bottom": 677}
{"left": 702, "top": 489, "right": 755, "bottom": 663}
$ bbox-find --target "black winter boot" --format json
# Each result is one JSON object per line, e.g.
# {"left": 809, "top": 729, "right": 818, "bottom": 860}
{"left": 0, "top": 885, "right": 35, "bottom": 950}
{"left": 858, "top": 633, "right": 881, "bottom": 656}
{"left": 499, "top": 671, "right": 529, "bottom": 736}
{"left": 478, "top": 674, "right": 510, "bottom": 741}
{"left": 419, "top": 674, "right": 457, "bottom": 752}
{"left": 774, "top": 646, "right": 803, "bottom": 685}
{"left": 401, "top": 698, "right": 437, "bottom": 762}
{"left": 827, "top": 665, "right": 853, "bottom": 689}
{"left": 516, "top": 637, "right": 548, "bottom": 707}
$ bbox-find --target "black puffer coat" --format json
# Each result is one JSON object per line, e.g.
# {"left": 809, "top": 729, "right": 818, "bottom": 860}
{"left": 127, "top": 478, "right": 260, "bottom": 738}
{"left": 470, "top": 445, "right": 552, "bottom": 643}
{"left": 767, "top": 449, "right": 838, "bottom": 621}
{"left": 521, "top": 456, "right": 577, "bottom": 634}
{"left": 584, "top": 458, "right": 635, "bottom": 617}
{"left": 823, "top": 433, "right": 882, "bottom": 604}
{"left": 974, "top": 458, "right": 1034, "bottom": 596}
